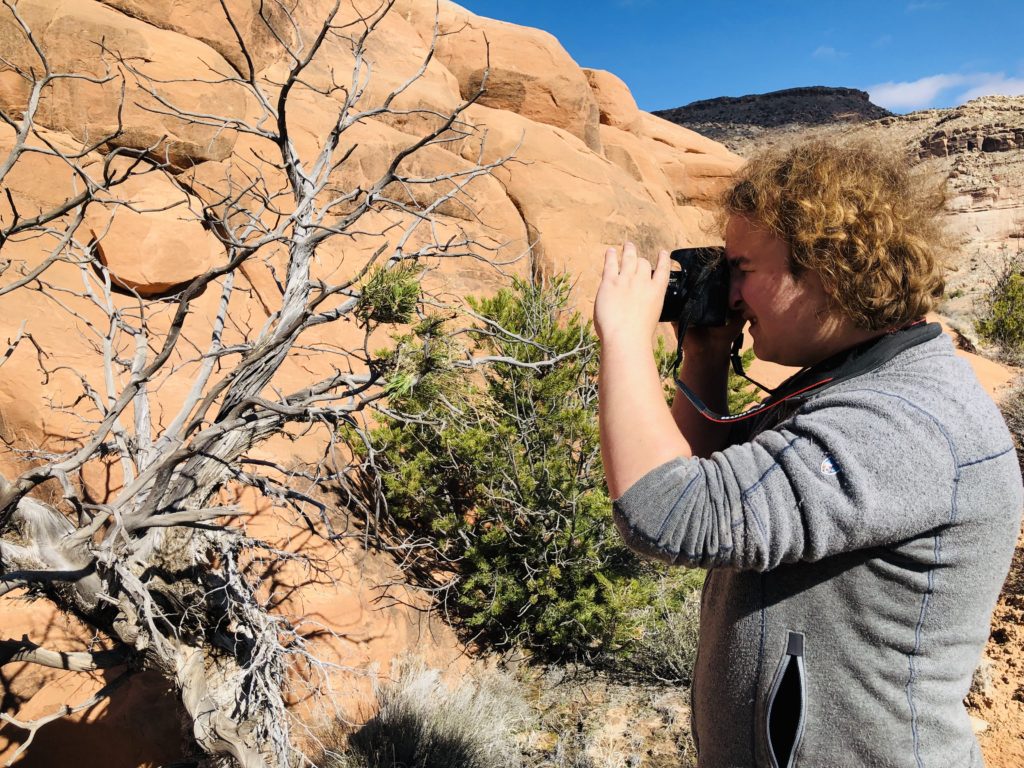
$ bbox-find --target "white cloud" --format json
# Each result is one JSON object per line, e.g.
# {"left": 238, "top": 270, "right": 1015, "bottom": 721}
{"left": 867, "top": 71, "right": 1024, "bottom": 110}
{"left": 812, "top": 45, "right": 847, "bottom": 60}
{"left": 957, "top": 74, "right": 1024, "bottom": 102}
{"left": 867, "top": 74, "right": 969, "bottom": 110}
{"left": 906, "top": 2, "right": 946, "bottom": 11}
{"left": 873, "top": 34, "right": 893, "bottom": 48}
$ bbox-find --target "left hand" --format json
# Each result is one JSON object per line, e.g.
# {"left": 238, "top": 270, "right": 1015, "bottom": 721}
{"left": 594, "top": 242, "right": 670, "bottom": 345}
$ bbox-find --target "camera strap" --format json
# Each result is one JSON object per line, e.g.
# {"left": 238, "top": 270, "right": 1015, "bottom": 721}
{"left": 671, "top": 319, "right": 941, "bottom": 424}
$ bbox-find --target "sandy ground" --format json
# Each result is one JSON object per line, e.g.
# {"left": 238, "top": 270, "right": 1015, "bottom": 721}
{"left": 972, "top": 523, "right": 1024, "bottom": 768}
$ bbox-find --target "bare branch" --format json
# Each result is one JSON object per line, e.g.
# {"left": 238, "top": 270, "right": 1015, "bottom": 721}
{"left": 0, "top": 671, "right": 130, "bottom": 765}
{"left": 0, "top": 637, "right": 128, "bottom": 671}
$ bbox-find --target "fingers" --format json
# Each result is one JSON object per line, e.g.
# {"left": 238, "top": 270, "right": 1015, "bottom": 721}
{"left": 653, "top": 249, "right": 670, "bottom": 285}
{"left": 603, "top": 246, "right": 619, "bottom": 278}
{"left": 620, "top": 241, "right": 638, "bottom": 274}
{"left": 602, "top": 242, "right": 666, "bottom": 280}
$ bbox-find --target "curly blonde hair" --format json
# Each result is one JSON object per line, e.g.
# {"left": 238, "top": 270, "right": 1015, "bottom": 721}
{"left": 721, "top": 140, "right": 949, "bottom": 330}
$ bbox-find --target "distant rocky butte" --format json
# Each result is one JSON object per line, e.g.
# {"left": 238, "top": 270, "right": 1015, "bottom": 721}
{"left": 653, "top": 86, "right": 893, "bottom": 152}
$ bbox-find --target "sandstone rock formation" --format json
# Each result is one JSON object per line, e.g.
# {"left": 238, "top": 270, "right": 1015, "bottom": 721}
{"left": 396, "top": 0, "right": 604, "bottom": 152}
{"left": 0, "top": 0, "right": 251, "bottom": 168}
{"left": 583, "top": 68, "right": 641, "bottom": 130}
{"left": 86, "top": 165, "right": 224, "bottom": 295}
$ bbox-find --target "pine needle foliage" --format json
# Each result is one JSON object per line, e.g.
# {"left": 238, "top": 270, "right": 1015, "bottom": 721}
{"left": 366, "top": 276, "right": 650, "bottom": 657}
{"left": 357, "top": 263, "right": 423, "bottom": 325}
{"left": 362, "top": 278, "right": 760, "bottom": 663}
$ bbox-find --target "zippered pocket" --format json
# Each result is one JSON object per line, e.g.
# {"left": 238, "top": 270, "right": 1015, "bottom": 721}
{"left": 765, "top": 631, "right": 807, "bottom": 768}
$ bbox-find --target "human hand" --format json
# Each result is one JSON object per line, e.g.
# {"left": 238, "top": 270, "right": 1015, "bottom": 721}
{"left": 678, "top": 312, "right": 746, "bottom": 360}
{"left": 594, "top": 242, "right": 669, "bottom": 346}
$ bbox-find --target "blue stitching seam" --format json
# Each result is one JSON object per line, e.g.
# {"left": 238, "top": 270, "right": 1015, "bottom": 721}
{"left": 655, "top": 471, "right": 702, "bottom": 541}
{"left": 639, "top": 469, "right": 734, "bottom": 564}
{"left": 732, "top": 438, "right": 801, "bottom": 547}
{"left": 960, "top": 446, "right": 1014, "bottom": 468}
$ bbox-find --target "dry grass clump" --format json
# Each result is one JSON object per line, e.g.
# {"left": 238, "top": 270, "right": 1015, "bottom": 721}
{"left": 618, "top": 576, "right": 702, "bottom": 685}
{"left": 311, "top": 656, "right": 699, "bottom": 768}
{"left": 313, "top": 658, "right": 529, "bottom": 768}
{"left": 1000, "top": 377, "right": 1024, "bottom": 471}
{"left": 518, "top": 663, "right": 697, "bottom": 768}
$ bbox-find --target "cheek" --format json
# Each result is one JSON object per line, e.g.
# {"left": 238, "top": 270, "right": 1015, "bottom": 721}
{"left": 771, "top": 275, "right": 815, "bottom": 315}
{"left": 744, "top": 274, "right": 792, "bottom": 316}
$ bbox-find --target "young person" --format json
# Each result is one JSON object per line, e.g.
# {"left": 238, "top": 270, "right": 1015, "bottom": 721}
{"left": 596, "top": 141, "right": 1022, "bottom": 767}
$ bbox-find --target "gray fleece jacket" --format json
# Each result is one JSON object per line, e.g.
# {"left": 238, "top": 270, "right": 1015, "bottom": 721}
{"left": 613, "top": 329, "right": 1023, "bottom": 768}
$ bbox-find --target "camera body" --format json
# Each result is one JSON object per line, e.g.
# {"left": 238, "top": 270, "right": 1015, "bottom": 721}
{"left": 659, "top": 246, "right": 730, "bottom": 326}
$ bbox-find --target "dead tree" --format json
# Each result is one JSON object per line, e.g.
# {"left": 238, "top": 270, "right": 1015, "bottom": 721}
{"left": 0, "top": 1, "right": 526, "bottom": 765}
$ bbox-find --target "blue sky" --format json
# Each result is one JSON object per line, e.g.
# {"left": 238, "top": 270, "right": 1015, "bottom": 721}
{"left": 458, "top": 1, "right": 1024, "bottom": 113}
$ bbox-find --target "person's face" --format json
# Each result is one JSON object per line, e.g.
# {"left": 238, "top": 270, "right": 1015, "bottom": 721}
{"left": 725, "top": 216, "right": 859, "bottom": 368}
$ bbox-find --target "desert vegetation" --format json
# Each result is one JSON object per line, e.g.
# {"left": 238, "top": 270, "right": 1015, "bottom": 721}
{"left": 975, "top": 244, "right": 1024, "bottom": 364}
{"left": 352, "top": 275, "right": 709, "bottom": 663}
{"left": 311, "top": 655, "right": 700, "bottom": 768}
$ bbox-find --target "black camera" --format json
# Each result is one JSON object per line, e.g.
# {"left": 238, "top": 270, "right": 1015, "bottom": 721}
{"left": 659, "top": 246, "right": 730, "bottom": 326}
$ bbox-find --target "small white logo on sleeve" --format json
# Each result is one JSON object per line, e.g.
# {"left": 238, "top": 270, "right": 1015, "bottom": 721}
{"left": 820, "top": 456, "right": 840, "bottom": 475}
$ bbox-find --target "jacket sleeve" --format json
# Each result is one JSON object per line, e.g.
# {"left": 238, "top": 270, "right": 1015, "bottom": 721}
{"left": 612, "top": 386, "right": 960, "bottom": 571}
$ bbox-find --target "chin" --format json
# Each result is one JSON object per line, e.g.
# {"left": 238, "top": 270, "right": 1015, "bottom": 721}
{"left": 753, "top": 342, "right": 799, "bottom": 368}
{"left": 751, "top": 338, "right": 776, "bottom": 364}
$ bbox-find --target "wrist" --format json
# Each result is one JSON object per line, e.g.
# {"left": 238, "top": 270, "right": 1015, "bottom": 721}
{"left": 598, "top": 328, "right": 655, "bottom": 354}
{"left": 682, "top": 332, "right": 734, "bottom": 361}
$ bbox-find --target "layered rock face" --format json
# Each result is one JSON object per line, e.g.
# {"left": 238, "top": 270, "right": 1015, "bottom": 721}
{"left": 0, "top": 1, "right": 739, "bottom": 763}
{"left": 919, "top": 123, "right": 1024, "bottom": 158}
{"left": 914, "top": 97, "right": 1024, "bottom": 160}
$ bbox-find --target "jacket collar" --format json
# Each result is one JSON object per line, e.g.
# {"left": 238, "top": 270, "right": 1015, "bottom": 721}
{"left": 773, "top": 320, "right": 943, "bottom": 403}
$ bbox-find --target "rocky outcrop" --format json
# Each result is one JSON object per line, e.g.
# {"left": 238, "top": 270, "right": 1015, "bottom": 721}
{"left": 919, "top": 125, "right": 1024, "bottom": 158}
{"left": 396, "top": 0, "right": 604, "bottom": 153}
{"left": 0, "top": 0, "right": 251, "bottom": 167}
{"left": 97, "top": 0, "right": 299, "bottom": 76}
{"left": 583, "top": 68, "right": 641, "bottom": 130}
{"left": 653, "top": 86, "right": 893, "bottom": 152}
{"left": 86, "top": 162, "right": 224, "bottom": 296}
{"left": 911, "top": 97, "right": 1024, "bottom": 161}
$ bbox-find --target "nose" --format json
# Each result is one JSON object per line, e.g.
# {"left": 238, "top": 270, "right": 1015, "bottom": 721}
{"left": 728, "top": 274, "right": 743, "bottom": 311}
